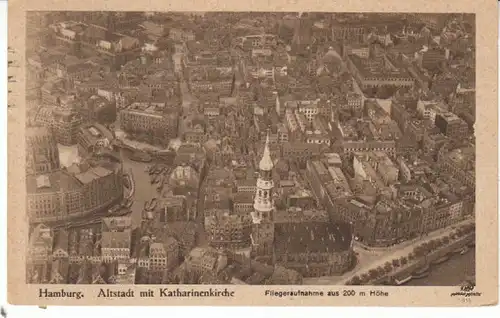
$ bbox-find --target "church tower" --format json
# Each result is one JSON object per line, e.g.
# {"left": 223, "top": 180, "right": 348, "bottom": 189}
{"left": 250, "top": 133, "right": 275, "bottom": 257}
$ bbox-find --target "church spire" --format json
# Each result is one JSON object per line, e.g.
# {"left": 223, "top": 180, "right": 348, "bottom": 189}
{"left": 259, "top": 131, "right": 273, "bottom": 171}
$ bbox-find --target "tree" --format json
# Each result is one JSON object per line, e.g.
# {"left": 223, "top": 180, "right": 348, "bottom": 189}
{"left": 384, "top": 262, "right": 393, "bottom": 273}
{"left": 392, "top": 259, "right": 401, "bottom": 267}
{"left": 413, "top": 246, "right": 424, "bottom": 257}
{"left": 443, "top": 236, "right": 450, "bottom": 245}
{"left": 376, "top": 266, "right": 386, "bottom": 276}
{"left": 368, "top": 269, "right": 379, "bottom": 280}
{"left": 400, "top": 256, "right": 408, "bottom": 266}
{"left": 436, "top": 238, "right": 445, "bottom": 247}
{"left": 350, "top": 275, "right": 362, "bottom": 285}
{"left": 427, "top": 240, "right": 437, "bottom": 250}
{"left": 361, "top": 273, "right": 371, "bottom": 284}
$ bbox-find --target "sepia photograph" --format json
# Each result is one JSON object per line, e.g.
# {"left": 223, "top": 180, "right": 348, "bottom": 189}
{"left": 7, "top": 0, "right": 497, "bottom": 307}
{"left": 23, "top": 10, "right": 477, "bottom": 287}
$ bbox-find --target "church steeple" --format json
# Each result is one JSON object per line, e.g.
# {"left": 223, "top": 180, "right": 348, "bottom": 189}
{"left": 259, "top": 132, "right": 273, "bottom": 171}
{"left": 250, "top": 131, "right": 276, "bottom": 256}
{"left": 252, "top": 131, "right": 275, "bottom": 220}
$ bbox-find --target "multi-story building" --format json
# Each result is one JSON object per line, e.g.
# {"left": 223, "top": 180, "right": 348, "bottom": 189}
{"left": 148, "top": 238, "right": 179, "bottom": 272}
{"left": 281, "top": 142, "right": 322, "bottom": 167}
{"left": 338, "top": 140, "right": 396, "bottom": 156}
{"left": 76, "top": 123, "right": 115, "bottom": 157}
{"left": 397, "top": 157, "right": 431, "bottom": 183}
{"left": 362, "top": 199, "right": 423, "bottom": 247}
{"left": 352, "top": 153, "right": 387, "bottom": 190}
{"left": 26, "top": 224, "right": 55, "bottom": 283}
{"left": 27, "top": 154, "right": 123, "bottom": 224}
{"left": 168, "top": 165, "right": 200, "bottom": 199}
{"left": 181, "top": 114, "right": 207, "bottom": 144}
{"left": 331, "top": 23, "right": 367, "bottom": 43}
{"left": 438, "top": 146, "right": 475, "bottom": 188}
{"left": 391, "top": 102, "right": 413, "bottom": 133}
{"left": 421, "top": 48, "right": 447, "bottom": 72}
{"left": 342, "top": 44, "right": 371, "bottom": 59}
{"left": 26, "top": 126, "right": 61, "bottom": 175}
{"left": 101, "top": 216, "right": 132, "bottom": 263}
{"left": 434, "top": 112, "right": 469, "bottom": 140}
{"left": 188, "top": 66, "right": 234, "bottom": 96}
{"left": 81, "top": 25, "right": 141, "bottom": 70}
{"left": 416, "top": 100, "right": 446, "bottom": 122}
{"left": 346, "top": 92, "right": 364, "bottom": 114}
{"left": 360, "top": 151, "right": 399, "bottom": 186}
{"left": 205, "top": 211, "right": 253, "bottom": 252}
{"left": 169, "top": 28, "right": 196, "bottom": 42}
{"left": 232, "top": 34, "right": 277, "bottom": 50}
{"left": 422, "top": 128, "right": 449, "bottom": 159}
{"left": 305, "top": 160, "right": 352, "bottom": 213}
{"left": 52, "top": 21, "right": 86, "bottom": 53}
{"left": 420, "top": 197, "right": 452, "bottom": 234}
{"left": 52, "top": 21, "right": 142, "bottom": 70}
{"left": 51, "top": 107, "right": 84, "bottom": 146}
{"left": 152, "top": 195, "right": 187, "bottom": 224}
{"left": 27, "top": 224, "right": 54, "bottom": 265}
{"left": 119, "top": 102, "right": 179, "bottom": 146}
{"left": 178, "top": 247, "right": 228, "bottom": 279}
{"left": 236, "top": 179, "right": 256, "bottom": 194}
{"left": 274, "top": 222, "right": 354, "bottom": 277}
{"left": 346, "top": 54, "right": 414, "bottom": 90}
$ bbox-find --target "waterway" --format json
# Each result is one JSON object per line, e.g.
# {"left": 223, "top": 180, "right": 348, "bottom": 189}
{"left": 406, "top": 248, "right": 475, "bottom": 286}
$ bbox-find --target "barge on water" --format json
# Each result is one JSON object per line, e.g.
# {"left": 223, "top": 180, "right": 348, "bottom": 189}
{"left": 460, "top": 246, "right": 470, "bottom": 255}
{"left": 452, "top": 247, "right": 464, "bottom": 255}
{"left": 431, "top": 255, "right": 450, "bottom": 265}
{"left": 393, "top": 274, "right": 413, "bottom": 285}
{"left": 412, "top": 264, "right": 430, "bottom": 279}
{"left": 129, "top": 151, "right": 152, "bottom": 163}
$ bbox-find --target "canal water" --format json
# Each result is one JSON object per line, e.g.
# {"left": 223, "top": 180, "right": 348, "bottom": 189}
{"left": 405, "top": 248, "right": 476, "bottom": 286}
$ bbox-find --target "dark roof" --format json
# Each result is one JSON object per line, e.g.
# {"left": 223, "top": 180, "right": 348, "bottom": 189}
{"left": 53, "top": 229, "right": 69, "bottom": 252}
{"left": 233, "top": 192, "right": 254, "bottom": 205}
{"left": 274, "top": 222, "right": 352, "bottom": 255}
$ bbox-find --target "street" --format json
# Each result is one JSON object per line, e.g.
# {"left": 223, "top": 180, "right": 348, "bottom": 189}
{"left": 172, "top": 51, "right": 197, "bottom": 110}
{"left": 303, "top": 218, "right": 475, "bottom": 285}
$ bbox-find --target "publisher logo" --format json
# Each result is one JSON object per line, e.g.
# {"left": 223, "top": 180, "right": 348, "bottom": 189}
{"left": 450, "top": 283, "right": 482, "bottom": 302}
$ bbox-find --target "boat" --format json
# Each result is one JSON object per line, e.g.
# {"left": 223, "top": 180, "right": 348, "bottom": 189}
{"left": 152, "top": 173, "right": 162, "bottom": 184}
{"left": 158, "top": 166, "right": 167, "bottom": 174}
{"left": 394, "top": 275, "right": 413, "bottom": 285}
{"left": 108, "top": 205, "right": 121, "bottom": 214}
{"left": 412, "top": 265, "right": 430, "bottom": 279}
{"left": 453, "top": 247, "right": 464, "bottom": 254}
{"left": 154, "top": 166, "right": 164, "bottom": 174}
{"left": 130, "top": 151, "right": 152, "bottom": 163}
{"left": 431, "top": 255, "right": 450, "bottom": 265}
{"left": 123, "top": 175, "right": 131, "bottom": 189}
{"left": 145, "top": 198, "right": 158, "bottom": 211}
{"left": 460, "top": 246, "right": 470, "bottom": 255}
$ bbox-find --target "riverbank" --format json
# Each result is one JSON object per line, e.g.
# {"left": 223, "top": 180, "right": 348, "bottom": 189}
{"left": 405, "top": 247, "right": 475, "bottom": 286}
{"left": 372, "top": 232, "right": 475, "bottom": 286}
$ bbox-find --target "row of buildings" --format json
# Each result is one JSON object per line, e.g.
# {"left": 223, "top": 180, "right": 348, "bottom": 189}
{"left": 26, "top": 125, "right": 124, "bottom": 224}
